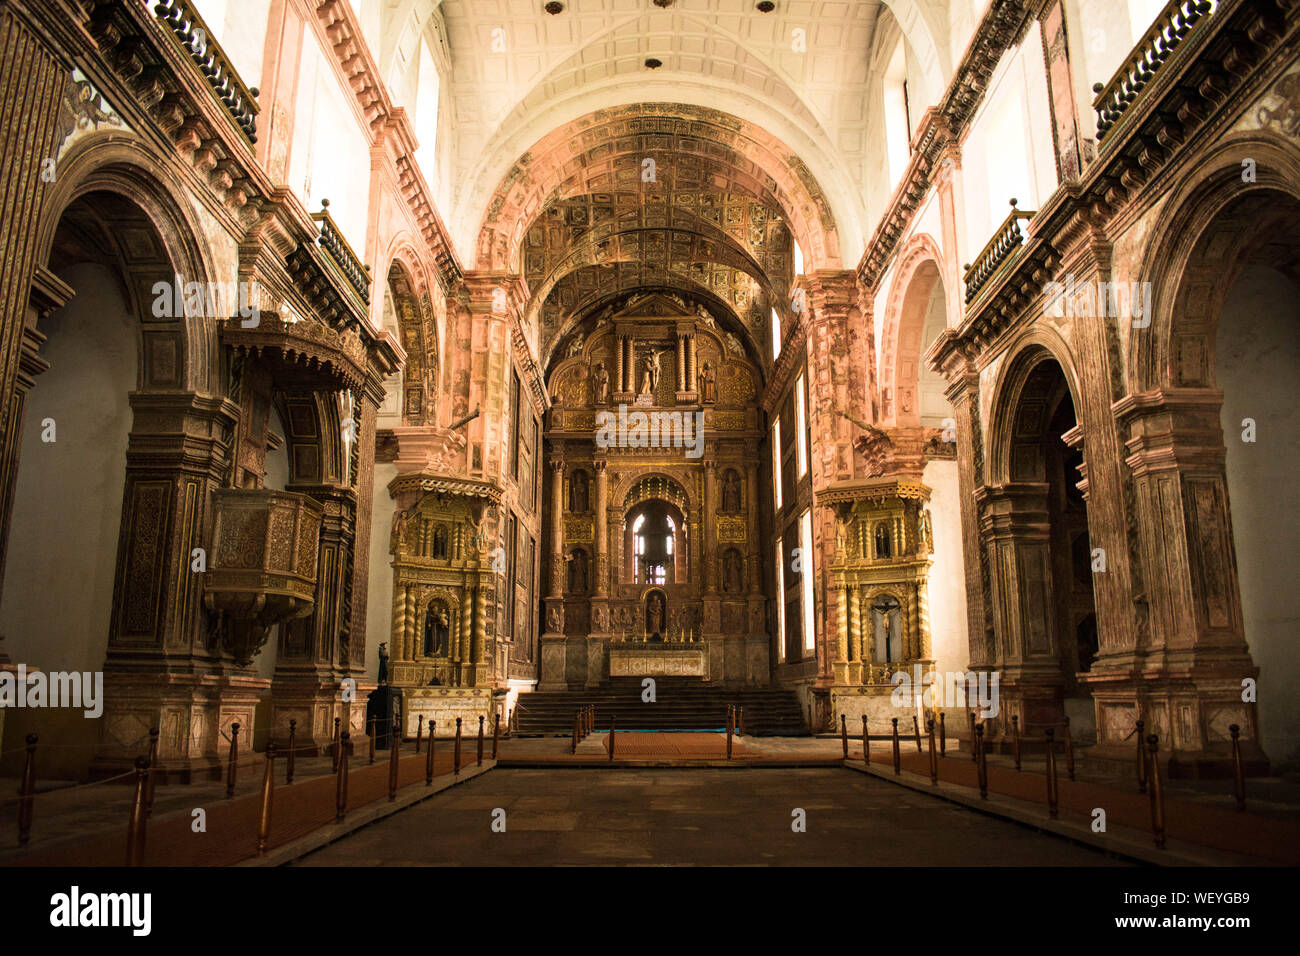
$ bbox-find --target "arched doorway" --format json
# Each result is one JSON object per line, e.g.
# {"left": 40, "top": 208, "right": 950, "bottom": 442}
{"left": 982, "top": 347, "right": 1095, "bottom": 734}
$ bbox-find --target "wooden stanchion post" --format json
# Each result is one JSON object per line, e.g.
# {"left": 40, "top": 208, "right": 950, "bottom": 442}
{"left": 572, "top": 711, "right": 580, "bottom": 754}
{"left": 1135, "top": 718, "right": 1147, "bottom": 793}
{"left": 1063, "top": 716, "right": 1076, "bottom": 782}
{"left": 912, "top": 715, "right": 922, "bottom": 753}
{"left": 454, "top": 717, "right": 462, "bottom": 775}
{"left": 335, "top": 732, "right": 349, "bottom": 821}
{"left": 126, "top": 756, "right": 149, "bottom": 866}
{"left": 727, "top": 707, "right": 734, "bottom": 760}
{"left": 738, "top": 706, "right": 744, "bottom": 736}
{"left": 840, "top": 713, "right": 848, "bottom": 759}
{"left": 17, "top": 733, "right": 37, "bottom": 846}
{"left": 145, "top": 727, "right": 159, "bottom": 817}
{"left": 226, "top": 722, "right": 240, "bottom": 799}
{"left": 388, "top": 718, "right": 401, "bottom": 800}
{"left": 1147, "top": 734, "right": 1166, "bottom": 849}
{"left": 426, "top": 723, "right": 436, "bottom": 785}
{"left": 287, "top": 719, "right": 297, "bottom": 784}
{"left": 1011, "top": 715, "right": 1021, "bottom": 771}
{"left": 331, "top": 716, "right": 341, "bottom": 772}
{"left": 939, "top": 712, "right": 946, "bottom": 757}
{"left": 416, "top": 715, "right": 424, "bottom": 754}
{"left": 1045, "top": 728, "right": 1059, "bottom": 818}
{"left": 477, "top": 715, "right": 484, "bottom": 766}
{"left": 975, "top": 723, "right": 988, "bottom": 798}
{"left": 609, "top": 715, "right": 616, "bottom": 761}
{"left": 862, "top": 714, "right": 869, "bottom": 765}
{"left": 927, "top": 719, "right": 938, "bottom": 785}
{"left": 891, "top": 718, "right": 901, "bottom": 775}
{"left": 368, "top": 716, "right": 376, "bottom": 765}
{"left": 969, "top": 710, "right": 977, "bottom": 762}
{"left": 1229, "top": 724, "right": 1245, "bottom": 811}
{"left": 493, "top": 713, "right": 500, "bottom": 760}
{"left": 257, "top": 743, "right": 276, "bottom": 854}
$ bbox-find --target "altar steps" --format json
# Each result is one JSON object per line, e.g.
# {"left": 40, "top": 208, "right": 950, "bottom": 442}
{"left": 512, "top": 678, "right": 808, "bottom": 736}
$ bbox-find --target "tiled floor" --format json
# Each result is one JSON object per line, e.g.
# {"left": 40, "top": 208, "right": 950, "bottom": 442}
{"left": 294, "top": 768, "right": 1130, "bottom": 866}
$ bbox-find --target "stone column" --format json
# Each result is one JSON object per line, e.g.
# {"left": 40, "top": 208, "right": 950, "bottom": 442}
{"left": 687, "top": 333, "right": 698, "bottom": 392}
{"left": 1100, "top": 389, "right": 1263, "bottom": 763}
{"left": 0, "top": 8, "right": 72, "bottom": 609}
{"left": 975, "top": 482, "right": 1063, "bottom": 732}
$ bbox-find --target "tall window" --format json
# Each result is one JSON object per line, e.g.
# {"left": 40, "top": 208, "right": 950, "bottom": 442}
{"left": 772, "top": 418, "right": 783, "bottom": 510}
{"left": 884, "top": 38, "right": 911, "bottom": 188}
{"left": 509, "top": 370, "right": 521, "bottom": 479}
{"left": 775, "top": 539, "right": 786, "bottom": 663}
{"left": 794, "top": 373, "right": 808, "bottom": 477}
{"left": 414, "top": 38, "right": 439, "bottom": 183}
{"left": 793, "top": 241, "right": 804, "bottom": 277}
{"left": 799, "top": 509, "right": 816, "bottom": 652}
{"left": 771, "top": 308, "right": 782, "bottom": 360}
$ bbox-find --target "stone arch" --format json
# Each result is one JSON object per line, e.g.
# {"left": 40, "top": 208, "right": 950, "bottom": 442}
{"left": 879, "top": 232, "right": 948, "bottom": 427}
{"left": 988, "top": 332, "right": 1086, "bottom": 488}
{"left": 616, "top": 470, "right": 695, "bottom": 515}
{"left": 473, "top": 104, "right": 845, "bottom": 275}
{"left": 381, "top": 244, "right": 442, "bottom": 426}
{"left": 36, "top": 137, "right": 215, "bottom": 395}
{"left": 1132, "top": 134, "right": 1300, "bottom": 394}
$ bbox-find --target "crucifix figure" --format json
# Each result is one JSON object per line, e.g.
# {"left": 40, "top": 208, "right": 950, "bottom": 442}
{"left": 641, "top": 349, "right": 666, "bottom": 396}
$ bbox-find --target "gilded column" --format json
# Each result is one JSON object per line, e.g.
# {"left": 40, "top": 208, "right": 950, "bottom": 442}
{"left": 676, "top": 334, "right": 686, "bottom": 391}
{"left": 687, "top": 333, "right": 697, "bottom": 391}
{"left": 848, "top": 583, "right": 862, "bottom": 663}
{"left": 703, "top": 458, "right": 718, "bottom": 593}
{"left": 614, "top": 335, "right": 625, "bottom": 397}
{"left": 391, "top": 582, "right": 406, "bottom": 663}
{"left": 548, "top": 456, "right": 564, "bottom": 596}
{"left": 473, "top": 578, "right": 488, "bottom": 684}
{"left": 402, "top": 586, "right": 416, "bottom": 661}
{"left": 593, "top": 458, "right": 608, "bottom": 594}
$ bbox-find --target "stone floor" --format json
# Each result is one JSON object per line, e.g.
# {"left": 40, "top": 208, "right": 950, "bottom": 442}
{"left": 293, "top": 767, "right": 1130, "bottom": 866}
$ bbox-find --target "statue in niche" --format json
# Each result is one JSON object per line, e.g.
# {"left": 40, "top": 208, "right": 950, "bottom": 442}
{"left": 723, "top": 550, "right": 744, "bottom": 593}
{"left": 646, "top": 591, "right": 666, "bottom": 637}
{"left": 423, "top": 605, "right": 449, "bottom": 656}
{"left": 700, "top": 360, "right": 717, "bottom": 403}
{"left": 390, "top": 508, "right": 410, "bottom": 553}
{"left": 546, "top": 604, "right": 563, "bottom": 633}
{"left": 433, "top": 526, "right": 449, "bottom": 560}
{"left": 721, "top": 469, "right": 741, "bottom": 512}
{"left": 918, "top": 508, "right": 933, "bottom": 555}
{"left": 875, "top": 522, "right": 892, "bottom": 559}
{"left": 569, "top": 470, "right": 589, "bottom": 512}
{"left": 641, "top": 349, "right": 666, "bottom": 396}
{"left": 568, "top": 549, "right": 588, "bottom": 593}
{"left": 592, "top": 362, "right": 609, "bottom": 405}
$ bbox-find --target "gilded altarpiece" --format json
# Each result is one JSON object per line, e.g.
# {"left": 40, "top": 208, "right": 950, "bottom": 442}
{"left": 827, "top": 479, "right": 937, "bottom": 728}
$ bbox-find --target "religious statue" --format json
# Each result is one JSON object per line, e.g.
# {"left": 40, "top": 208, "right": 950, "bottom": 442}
{"left": 569, "top": 470, "right": 589, "bottom": 512}
{"left": 721, "top": 469, "right": 741, "bottom": 512}
{"left": 641, "top": 349, "right": 666, "bottom": 396}
{"left": 592, "top": 361, "right": 610, "bottom": 405}
{"left": 700, "top": 360, "right": 717, "bottom": 404}
{"left": 724, "top": 332, "right": 743, "bottom": 356}
{"left": 424, "top": 605, "right": 449, "bottom": 655}
{"left": 389, "top": 508, "right": 410, "bottom": 553}
{"left": 723, "top": 550, "right": 743, "bottom": 593}
{"left": 646, "top": 591, "right": 665, "bottom": 637}
{"left": 918, "top": 508, "right": 934, "bottom": 555}
{"left": 568, "top": 549, "right": 588, "bottom": 593}
{"left": 433, "top": 526, "right": 448, "bottom": 560}
{"left": 547, "top": 604, "right": 563, "bottom": 634}
{"left": 567, "top": 335, "right": 583, "bottom": 358}
{"left": 377, "top": 642, "right": 389, "bottom": 685}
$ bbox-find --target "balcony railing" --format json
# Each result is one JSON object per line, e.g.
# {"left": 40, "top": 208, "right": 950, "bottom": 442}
{"left": 1092, "top": 0, "right": 1217, "bottom": 143}
{"left": 963, "top": 200, "right": 1035, "bottom": 305}
{"left": 153, "top": 0, "right": 259, "bottom": 144}
{"left": 311, "top": 199, "right": 371, "bottom": 305}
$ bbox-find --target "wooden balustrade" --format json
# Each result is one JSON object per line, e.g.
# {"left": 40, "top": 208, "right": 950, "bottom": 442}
{"left": 311, "top": 200, "right": 371, "bottom": 304}
{"left": 1092, "top": 0, "right": 1216, "bottom": 142}
{"left": 152, "top": 0, "right": 260, "bottom": 144}
{"left": 963, "top": 200, "right": 1034, "bottom": 304}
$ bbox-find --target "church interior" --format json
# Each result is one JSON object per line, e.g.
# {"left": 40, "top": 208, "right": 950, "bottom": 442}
{"left": 1, "top": 0, "right": 1298, "bottom": 878}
